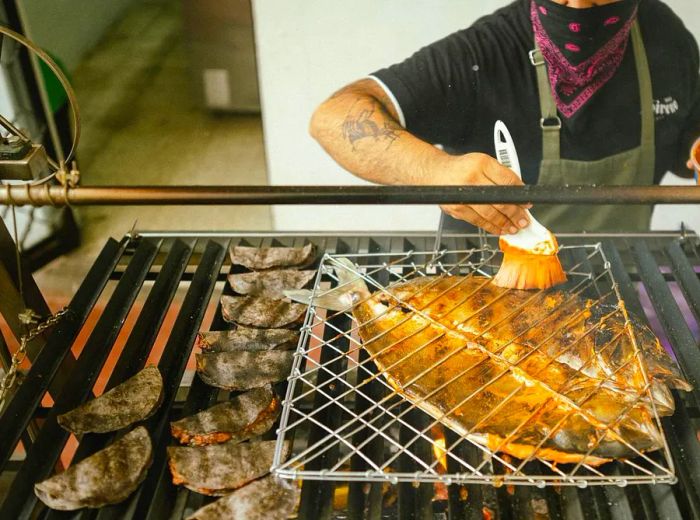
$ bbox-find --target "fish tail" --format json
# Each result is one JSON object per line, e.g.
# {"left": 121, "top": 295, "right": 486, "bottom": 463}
{"left": 284, "top": 258, "right": 369, "bottom": 312}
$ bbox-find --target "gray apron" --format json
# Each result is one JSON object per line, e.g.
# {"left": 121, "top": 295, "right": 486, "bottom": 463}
{"left": 442, "top": 22, "right": 655, "bottom": 233}
{"left": 532, "top": 22, "right": 655, "bottom": 233}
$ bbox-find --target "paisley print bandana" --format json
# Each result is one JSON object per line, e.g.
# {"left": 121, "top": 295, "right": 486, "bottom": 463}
{"left": 531, "top": 0, "right": 639, "bottom": 118}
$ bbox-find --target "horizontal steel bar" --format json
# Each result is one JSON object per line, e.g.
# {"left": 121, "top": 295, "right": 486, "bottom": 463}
{"left": 275, "top": 470, "right": 675, "bottom": 486}
{"left": 2, "top": 184, "right": 700, "bottom": 206}
{"left": 134, "top": 230, "right": 695, "bottom": 239}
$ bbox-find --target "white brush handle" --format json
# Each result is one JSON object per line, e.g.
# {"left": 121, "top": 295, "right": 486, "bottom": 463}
{"left": 494, "top": 120, "right": 521, "bottom": 179}
{"left": 493, "top": 120, "right": 551, "bottom": 246}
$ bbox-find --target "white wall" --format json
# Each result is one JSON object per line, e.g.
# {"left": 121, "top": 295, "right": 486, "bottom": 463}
{"left": 17, "top": 0, "right": 138, "bottom": 72}
{"left": 253, "top": 0, "right": 700, "bottom": 232}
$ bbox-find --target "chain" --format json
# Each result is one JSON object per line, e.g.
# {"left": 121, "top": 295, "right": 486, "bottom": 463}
{"left": 0, "top": 307, "right": 69, "bottom": 409}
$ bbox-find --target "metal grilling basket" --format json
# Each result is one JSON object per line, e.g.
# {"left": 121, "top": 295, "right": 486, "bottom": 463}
{"left": 273, "top": 243, "right": 677, "bottom": 488}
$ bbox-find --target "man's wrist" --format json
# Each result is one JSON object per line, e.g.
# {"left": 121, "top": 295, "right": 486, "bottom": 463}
{"left": 413, "top": 147, "right": 456, "bottom": 186}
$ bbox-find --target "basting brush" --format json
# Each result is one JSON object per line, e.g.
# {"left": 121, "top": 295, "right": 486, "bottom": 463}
{"left": 491, "top": 121, "right": 567, "bottom": 290}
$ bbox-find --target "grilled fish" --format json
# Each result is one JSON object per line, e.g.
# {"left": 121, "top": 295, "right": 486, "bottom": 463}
{"left": 196, "top": 351, "right": 294, "bottom": 391}
{"left": 230, "top": 243, "right": 315, "bottom": 270}
{"left": 35, "top": 427, "right": 152, "bottom": 510}
{"left": 229, "top": 269, "right": 316, "bottom": 299}
{"left": 168, "top": 440, "right": 289, "bottom": 496}
{"left": 287, "top": 259, "right": 690, "bottom": 466}
{"left": 58, "top": 366, "right": 163, "bottom": 435}
{"left": 221, "top": 295, "right": 306, "bottom": 328}
{"left": 197, "top": 327, "right": 299, "bottom": 353}
{"left": 186, "top": 476, "right": 299, "bottom": 520}
{"left": 171, "top": 385, "right": 280, "bottom": 446}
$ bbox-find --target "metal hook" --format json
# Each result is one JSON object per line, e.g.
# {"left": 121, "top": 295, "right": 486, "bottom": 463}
{"left": 433, "top": 211, "right": 445, "bottom": 258}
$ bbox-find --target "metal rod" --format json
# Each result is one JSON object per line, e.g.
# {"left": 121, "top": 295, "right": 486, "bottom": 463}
{"left": 2, "top": 185, "right": 700, "bottom": 206}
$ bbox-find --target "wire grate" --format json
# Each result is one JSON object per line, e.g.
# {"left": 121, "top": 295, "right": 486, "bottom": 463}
{"left": 273, "top": 244, "right": 678, "bottom": 488}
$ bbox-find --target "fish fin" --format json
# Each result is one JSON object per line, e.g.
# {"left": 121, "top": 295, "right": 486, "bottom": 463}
{"left": 284, "top": 289, "right": 314, "bottom": 306}
{"left": 284, "top": 258, "right": 368, "bottom": 312}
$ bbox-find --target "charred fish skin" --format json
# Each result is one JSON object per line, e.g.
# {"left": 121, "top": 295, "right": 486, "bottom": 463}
{"left": 171, "top": 385, "right": 280, "bottom": 446}
{"left": 197, "top": 327, "right": 299, "bottom": 353}
{"left": 196, "top": 351, "right": 294, "bottom": 391}
{"left": 57, "top": 366, "right": 163, "bottom": 435}
{"left": 389, "top": 277, "right": 688, "bottom": 405}
{"left": 186, "top": 476, "right": 299, "bottom": 520}
{"left": 167, "top": 440, "right": 290, "bottom": 496}
{"left": 352, "top": 275, "right": 684, "bottom": 464}
{"left": 34, "top": 427, "right": 153, "bottom": 511}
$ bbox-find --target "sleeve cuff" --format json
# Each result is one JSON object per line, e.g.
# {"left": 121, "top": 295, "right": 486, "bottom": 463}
{"left": 365, "top": 74, "right": 407, "bottom": 128}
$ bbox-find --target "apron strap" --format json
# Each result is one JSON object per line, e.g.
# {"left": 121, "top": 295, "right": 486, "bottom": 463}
{"left": 630, "top": 23, "right": 655, "bottom": 179}
{"left": 530, "top": 21, "right": 655, "bottom": 168}
{"left": 530, "top": 48, "right": 561, "bottom": 161}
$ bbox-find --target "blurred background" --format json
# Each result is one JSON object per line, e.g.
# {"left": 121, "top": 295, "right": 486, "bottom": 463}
{"left": 0, "top": 0, "right": 698, "bottom": 294}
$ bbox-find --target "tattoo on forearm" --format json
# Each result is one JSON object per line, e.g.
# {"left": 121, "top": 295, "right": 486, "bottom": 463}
{"left": 341, "top": 102, "right": 402, "bottom": 150}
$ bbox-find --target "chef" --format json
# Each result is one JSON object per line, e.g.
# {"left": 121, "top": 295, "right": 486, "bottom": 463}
{"left": 309, "top": 0, "right": 700, "bottom": 234}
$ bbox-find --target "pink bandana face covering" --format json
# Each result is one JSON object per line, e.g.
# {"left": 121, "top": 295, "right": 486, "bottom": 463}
{"left": 531, "top": 0, "right": 639, "bottom": 118}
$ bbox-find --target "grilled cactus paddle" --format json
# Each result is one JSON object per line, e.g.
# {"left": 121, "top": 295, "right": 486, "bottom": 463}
{"left": 286, "top": 259, "right": 690, "bottom": 466}
{"left": 58, "top": 366, "right": 163, "bottom": 435}
{"left": 228, "top": 269, "right": 316, "bottom": 299}
{"left": 34, "top": 427, "right": 152, "bottom": 510}
{"left": 197, "top": 327, "right": 299, "bottom": 353}
{"left": 196, "top": 351, "right": 294, "bottom": 391}
{"left": 230, "top": 243, "right": 315, "bottom": 270}
{"left": 186, "top": 476, "right": 299, "bottom": 520}
{"left": 171, "top": 385, "right": 280, "bottom": 446}
{"left": 168, "top": 440, "right": 289, "bottom": 496}
{"left": 221, "top": 295, "right": 306, "bottom": 328}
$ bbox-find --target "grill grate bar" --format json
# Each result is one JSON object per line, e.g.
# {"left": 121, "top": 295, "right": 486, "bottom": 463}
{"left": 347, "top": 237, "right": 388, "bottom": 520}
{"left": 662, "top": 403, "right": 700, "bottom": 519}
{"left": 171, "top": 237, "right": 254, "bottom": 519}
{"left": 298, "top": 238, "right": 353, "bottom": 520}
{"left": 665, "top": 241, "right": 700, "bottom": 325}
{"left": 631, "top": 240, "right": 700, "bottom": 400}
{"left": 0, "top": 238, "right": 127, "bottom": 473}
{"left": 397, "top": 237, "right": 434, "bottom": 520}
{"left": 629, "top": 239, "right": 700, "bottom": 519}
{"left": 94, "top": 239, "right": 227, "bottom": 520}
{"left": 600, "top": 240, "right": 647, "bottom": 320}
{"left": 0, "top": 239, "right": 158, "bottom": 519}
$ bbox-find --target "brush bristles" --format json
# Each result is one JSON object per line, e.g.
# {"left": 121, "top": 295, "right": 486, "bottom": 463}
{"left": 492, "top": 250, "right": 567, "bottom": 290}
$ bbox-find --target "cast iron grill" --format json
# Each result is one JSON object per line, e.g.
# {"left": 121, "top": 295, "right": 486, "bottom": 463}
{"left": 0, "top": 232, "right": 698, "bottom": 519}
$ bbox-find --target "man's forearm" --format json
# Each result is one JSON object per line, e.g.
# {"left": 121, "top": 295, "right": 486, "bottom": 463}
{"left": 309, "top": 79, "right": 450, "bottom": 185}
{"left": 309, "top": 79, "right": 531, "bottom": 235}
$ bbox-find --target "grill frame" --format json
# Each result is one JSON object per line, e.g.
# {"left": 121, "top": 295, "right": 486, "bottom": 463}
{"left": 0, "top": 231, "right": 696, "bottom": 519}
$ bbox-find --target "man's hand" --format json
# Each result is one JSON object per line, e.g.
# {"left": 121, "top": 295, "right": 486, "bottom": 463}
{"left": 436, "top": 153, "right": 531, "bottom": 235}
